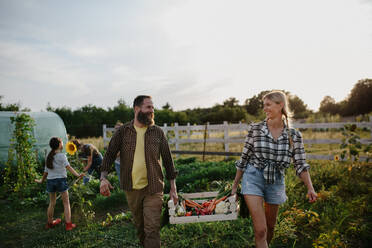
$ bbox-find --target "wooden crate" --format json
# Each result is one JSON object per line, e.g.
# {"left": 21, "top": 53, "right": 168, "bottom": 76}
{"left": 168, "top": 191, "right": 239, "bottom": 224}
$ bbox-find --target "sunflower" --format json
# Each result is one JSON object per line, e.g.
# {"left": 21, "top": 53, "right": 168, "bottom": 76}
{"left": 333, "top": 155, "right": 340, "bottom": 161}
{"left": 66, "top": 141, "right": 77, "bottom": 155}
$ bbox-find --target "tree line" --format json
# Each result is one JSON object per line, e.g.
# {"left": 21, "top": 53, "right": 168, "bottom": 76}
{"left": 1, "top": 79, "right": 371, "bottom": 138}
{"left": 319, "top": 79, "right": 372, "bottom": 116}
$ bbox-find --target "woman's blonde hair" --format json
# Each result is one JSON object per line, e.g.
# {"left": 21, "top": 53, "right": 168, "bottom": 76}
{"left": 263, "top": 90, "right": 293, "bottom": 148}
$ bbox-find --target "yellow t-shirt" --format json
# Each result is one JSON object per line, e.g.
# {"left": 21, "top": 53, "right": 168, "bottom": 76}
{"left": 132, "top": 125, "right": 148, "bottom": 189}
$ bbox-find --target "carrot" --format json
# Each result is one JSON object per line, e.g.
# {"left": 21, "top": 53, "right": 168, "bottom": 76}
{"left": 207, "top": 198, "right": 216, "bottom": 213}
{"left": 185, "top": 199, "right": 203, "bottom": 209}
{"left": 209, "top": 204, "right": 216, "bottom": 213}
{"left": 185, "top": 201, "right": 196, "bottom": 208}
{"left": 185, "top": 201, "right": 200, "bottom": 209}
{"left": 214, "top": 195, "right": 228, "bottom": 205}
{"left": 184, "top": 199, "right": 196, "bottom": 206}
{"left": 202, "top": 201, "right": 211, "bottom": 208}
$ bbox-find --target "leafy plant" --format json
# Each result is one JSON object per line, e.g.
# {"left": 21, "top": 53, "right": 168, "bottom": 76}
{"left": 340, "top": 124, "right": 362, "bottom": 161}
{"left": 313, "top": 229, "right": 347, "bottom": 248}
{"left": 70, "top": 180, "right": 96, "bottom": 223}
{"left": 3, "top": 113, "right": 38, "bottom": 198}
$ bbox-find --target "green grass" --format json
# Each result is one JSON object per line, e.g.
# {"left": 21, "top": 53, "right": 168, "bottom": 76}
{"left": 161, "top": 219, "right": 255, "bottom": 248}
{"left": 0, "top": 194, "right": 139, "bottom": 248}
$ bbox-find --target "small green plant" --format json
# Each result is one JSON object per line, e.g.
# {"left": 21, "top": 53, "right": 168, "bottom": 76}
{"left": 363, "top": 144, "right": 372, "bottom": 162}
{"left": 273, "top": 216, "right": 297, "bottom": 245}
{"left": 340, "top": 124, "right": 362, "bottom": 161}
{"left": 3, "top": 113, "right": 38, "bottom": 198}
{"left": 280, "top": 206, "right": 321, "bottom": 241}
{"left": 102, "top": 212, "right": 131, "bottom": 227}
{"left": 70, "top": 181, "right": 96, "bottom": 223}
{"left": 313, "top": 229, "right": 347, "bottom": 248}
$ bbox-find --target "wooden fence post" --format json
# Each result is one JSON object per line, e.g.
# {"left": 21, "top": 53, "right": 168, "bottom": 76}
{"left": 103, "top": 124, "right": 107, "bottom": 148}
{"left": 238, "top": 121, "right": 242, "bottom": 137}
{"left": 224, "top": 121, "right": 229, "bottom": 159}
{"left": 202, "top": 123, "right": 208, "bottom": 161}
{"left": 174, "top": 123, "right": 179, "bottom": 157}
{"left": 187, "top": 123, "right": 191, "bottom": 139}
{"left": 163, "top": 123, "right": 168, "bottom": 139}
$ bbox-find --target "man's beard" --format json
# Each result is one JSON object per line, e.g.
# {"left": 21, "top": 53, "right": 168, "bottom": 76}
{"left": 137, "top": 110, "right": 154, "bottom": 126}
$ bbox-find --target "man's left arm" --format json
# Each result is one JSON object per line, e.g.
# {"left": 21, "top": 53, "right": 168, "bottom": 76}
{"left": 159, "top": 130, "right": 178, "bottom": 203}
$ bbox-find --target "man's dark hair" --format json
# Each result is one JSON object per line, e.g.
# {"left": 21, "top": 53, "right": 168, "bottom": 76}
{"left": 133, "top": 95, "right": 152, "bottom": 108}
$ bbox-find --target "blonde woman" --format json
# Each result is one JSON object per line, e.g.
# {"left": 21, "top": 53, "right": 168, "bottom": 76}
{"left": 231, "top": 90, "right": 317, "bottom": 248}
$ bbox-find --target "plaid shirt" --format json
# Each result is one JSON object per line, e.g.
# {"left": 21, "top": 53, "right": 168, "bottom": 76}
{"left": 236, "top": 120, "right": 309, "bottom": 184}
{"left": 101, "top": 121, "right": 177, "bottom": 194}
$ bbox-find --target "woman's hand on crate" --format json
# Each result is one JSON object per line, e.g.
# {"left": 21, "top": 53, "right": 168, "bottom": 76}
{"left": 231, "top": 187, "right": 238, "bottom": 201}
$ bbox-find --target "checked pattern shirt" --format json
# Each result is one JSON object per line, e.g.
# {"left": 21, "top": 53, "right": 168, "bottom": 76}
{"left": 100, "top": 121, "right": 177, "bottom": 194}
{"left": 236, "top": 120, "right": 310, "bottom": 184}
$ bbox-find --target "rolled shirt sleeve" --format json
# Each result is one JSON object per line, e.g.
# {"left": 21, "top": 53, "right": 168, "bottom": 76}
{"left": 292, "top": 130, "right": 310, "bottom": 177}
{"left": 100, "top": 127, "right": 122, "bottom": 179}
{"left": 236, "top": 124, "right": 254, "bottom": 171}
{"left": 160, "top": 129, "right": 178, "bottom": 180}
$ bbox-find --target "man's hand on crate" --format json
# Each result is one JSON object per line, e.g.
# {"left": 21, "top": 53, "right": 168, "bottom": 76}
{"left": 100, "top": 178, "right": 114, "bottom": 197}
{"left": 169, "top": 179, "right": 178, "bottom": 204}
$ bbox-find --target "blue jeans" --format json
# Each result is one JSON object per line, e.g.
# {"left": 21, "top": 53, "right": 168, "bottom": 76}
{"left": 83, "top": 175, "right": 91, "bottom": 184}
{"left": 83, "top": 164, "right": 100, "bottom": 184}
{"left": 115, "top": 161, "right": 121, "bottom": 184}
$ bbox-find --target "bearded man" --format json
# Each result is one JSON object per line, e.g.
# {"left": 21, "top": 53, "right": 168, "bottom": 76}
{"left": 99, "top": 95, "right": 178, "bottom": 248}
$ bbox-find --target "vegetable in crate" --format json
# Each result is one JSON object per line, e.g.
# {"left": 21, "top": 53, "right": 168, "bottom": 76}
{"left": 216, "top": 181, "right": 233, "bottom": 199}
{"left": 176, "top": 204, "right": 186, "bottom": 216}
{"left": 215, "top": 201, "right": 231, "bottom": 214}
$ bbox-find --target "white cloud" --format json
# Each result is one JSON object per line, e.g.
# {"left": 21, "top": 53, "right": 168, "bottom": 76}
{"left": 0, "top": 41, "right": 92, "bottom": 93}
{"left": 0, "top": 0, "right": 371, "bottom": 112}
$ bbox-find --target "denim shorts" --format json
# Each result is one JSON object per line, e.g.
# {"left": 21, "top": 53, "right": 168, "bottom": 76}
{"left": 46, "top": 178, "right": 68, "bottom": 193}
{"left": 241, "top": 164, "right": 287, "bottom": 205}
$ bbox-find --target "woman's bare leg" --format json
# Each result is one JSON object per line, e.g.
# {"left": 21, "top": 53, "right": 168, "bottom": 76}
{"left": 264, "top": 202, "right": 279, "bottom": 245}
{"left": 244, "top": 195, "right": 268, "bottom": 248}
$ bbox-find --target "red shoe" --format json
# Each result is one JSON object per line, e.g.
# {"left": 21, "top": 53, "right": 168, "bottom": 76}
{"left": 45, "top": 218, "right": 61, "bottom": 229}
{"left": 65, "top": 222, "right": 76, "bottom": 231}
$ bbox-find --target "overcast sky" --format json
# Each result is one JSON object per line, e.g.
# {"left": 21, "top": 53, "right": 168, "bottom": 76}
{"left": 0, "top": 0, "right": 371, "bottom": 112}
